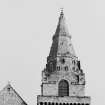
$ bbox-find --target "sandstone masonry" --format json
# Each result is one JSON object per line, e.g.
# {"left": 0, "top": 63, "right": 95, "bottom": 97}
{"left": 37, "top": 10, "right": 91, "bottom": 105}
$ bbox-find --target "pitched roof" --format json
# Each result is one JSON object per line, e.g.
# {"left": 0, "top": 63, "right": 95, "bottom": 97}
{"left": 0, "top": 83, "right": 27, "bottom": 105}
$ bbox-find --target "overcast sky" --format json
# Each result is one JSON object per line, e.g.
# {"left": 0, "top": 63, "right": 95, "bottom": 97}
{"left": 0, "top": 0, "right": 104, "bottom": 105}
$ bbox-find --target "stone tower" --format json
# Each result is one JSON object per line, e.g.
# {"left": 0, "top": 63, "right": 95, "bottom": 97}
{"left": 37, "top": 10, "right": 91, "bottom": 105}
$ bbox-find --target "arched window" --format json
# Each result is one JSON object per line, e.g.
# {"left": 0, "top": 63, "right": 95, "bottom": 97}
{"left": 57, "top": 66, "right": 60, "bottom": 71}
{"left": 85, "top": 104, "right": 89, "bottom": 105}
{"left": 52, "top": 103, "right": 54, "bottom": 105}
{"left": 44, "top": 102, "right": 47, "bottom": 105}
{"left": 40, "top": 102, "right": 43, "bottom": 105}
{"left": 58, "top": 80, "right": 69, "bottom": 96}
{"left": 65, "top": 66, "right": 68, "bottom": 71}
{"left": 48, "top": 102, "right": 51, "bottom": 105}
{"left": 55, "top": 103, "right": 58, "bottom": 105}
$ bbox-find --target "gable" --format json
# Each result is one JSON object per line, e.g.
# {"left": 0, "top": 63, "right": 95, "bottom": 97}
{"left": 0, "top": 84, "right": 27, "bottom": 105}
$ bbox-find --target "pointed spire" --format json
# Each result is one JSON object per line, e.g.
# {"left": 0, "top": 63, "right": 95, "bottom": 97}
{"left": 53, "top": 9, "right": 71, "bottom": 39}
{"left": 48, "top": 10, "right": 76, "bottom": 59}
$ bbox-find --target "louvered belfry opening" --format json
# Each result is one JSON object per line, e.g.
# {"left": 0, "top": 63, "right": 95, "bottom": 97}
{"left": 58, "top": 80, "right": 69, "bottom": 96}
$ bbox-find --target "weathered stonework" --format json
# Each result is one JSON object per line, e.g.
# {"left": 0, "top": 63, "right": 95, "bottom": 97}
{"left": 37, "top": 96, "right": 90, "bottom": 104}
{"left": 37, "top": 10, "right": 91, "bottom": 105}
{"left": 0, "top": 83, "right": 27, "bottom": 105}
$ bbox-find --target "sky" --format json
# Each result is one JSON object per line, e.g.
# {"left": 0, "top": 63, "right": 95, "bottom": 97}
{"left": 0, "top": 0, "right": 104, "bottom": 105}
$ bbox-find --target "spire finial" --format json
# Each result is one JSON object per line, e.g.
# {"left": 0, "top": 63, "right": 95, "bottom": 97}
{"left": 60, "top": 8, "right": 64, "bottom": 16}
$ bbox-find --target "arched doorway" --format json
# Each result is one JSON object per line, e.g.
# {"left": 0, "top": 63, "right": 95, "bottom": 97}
{"left": 58, "top": 79, "right": 69, "bottom": 96}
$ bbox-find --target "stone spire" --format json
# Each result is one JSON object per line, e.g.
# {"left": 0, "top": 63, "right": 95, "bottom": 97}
{"left": 54, "top": 9, "right": 70, "bottom": 38}
{"left": 48, "top": 10, "right": 76, "bottom": 61}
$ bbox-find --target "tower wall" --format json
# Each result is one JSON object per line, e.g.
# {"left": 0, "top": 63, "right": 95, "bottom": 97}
{"left": 42, "top": 82, "right": 85, "bottom": 96}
